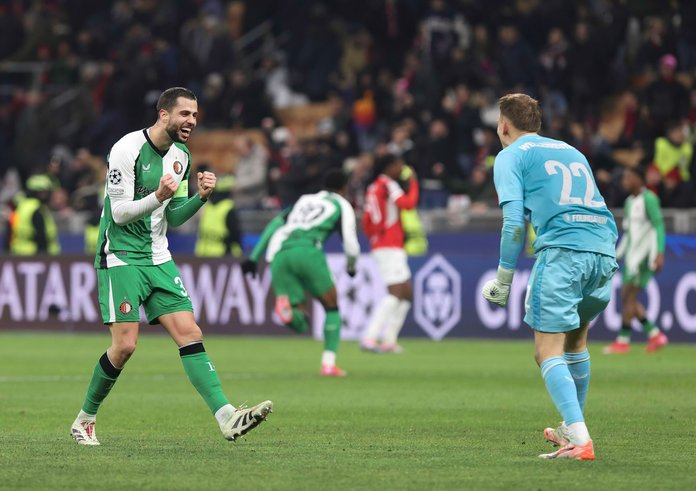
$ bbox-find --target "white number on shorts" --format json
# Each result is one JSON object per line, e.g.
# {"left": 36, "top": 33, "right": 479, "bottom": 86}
{"left": 174, "top": 276, "right": 189, "bottom": 297}
{"left": 544, "top": 160, "right": 604, "bottom": 208}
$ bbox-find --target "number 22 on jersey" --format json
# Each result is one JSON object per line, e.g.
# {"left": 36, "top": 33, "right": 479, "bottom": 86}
{"left": 544, "top": 160, "right": 604, "bottom": 208}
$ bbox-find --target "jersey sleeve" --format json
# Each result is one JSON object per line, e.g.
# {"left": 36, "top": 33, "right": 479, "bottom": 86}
{"left": 249, "top": 208, "right": 290, "bottom": 262}
{"left": 498, "top": 200, "right": 525, "bottom": 270}
{"left": 393, "top": 178, "right": 419, "bottom": 209}
{"left": 107, "top": 142, "right": 162, "bottom": 225}
{"left": 493, "top": 150, "right": 524, "bottom": 206}
{"left": 644, "top": 191, "right": 666, "bottom": 253}
{"left": 336, "top": 195, "right": 360, "bottom": 260}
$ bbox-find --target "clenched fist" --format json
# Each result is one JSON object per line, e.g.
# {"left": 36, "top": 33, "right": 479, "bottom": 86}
{"left": 198, "top": 171, "right": 216, "bottom": 200}
{"left": 155, "top": 174, "right": 178, "bottom": 202}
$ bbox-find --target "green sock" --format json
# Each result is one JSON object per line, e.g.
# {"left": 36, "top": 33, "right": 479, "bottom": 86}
{"left": 287, "top": 308, "right": 309, "bottom": 333}
{"left": 81, "top": 352, "right": 122, "bottom": 415}
{"left": 619, "top": 323, "right": 632, "bottom": 341}
{"left": 639, "top": 317, "right": 657, "bottom": 335}
{"left": 179, "top": 343, "right": 230, "bottom": 414}
{"left": 323, "top": 309, "right": 341, "bottom": 353}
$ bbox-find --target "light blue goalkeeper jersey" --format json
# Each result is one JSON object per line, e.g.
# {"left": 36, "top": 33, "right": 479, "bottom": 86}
{"left": 494, "top": 134, "right": 618, "bottom": 257}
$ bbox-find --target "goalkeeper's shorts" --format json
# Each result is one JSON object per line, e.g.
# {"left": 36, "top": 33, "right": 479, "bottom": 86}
{"left": 524, "top": 248, "right": 618, "bottom": 333}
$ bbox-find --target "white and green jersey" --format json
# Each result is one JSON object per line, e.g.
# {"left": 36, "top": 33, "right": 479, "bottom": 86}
{"left": 263, "top": 191, "right": 360, "bottom": 263}
{"left": 616, "top": 188, "right": 665, "bottom": 275}
{"left": 95, "top": 129, "right": 191, "bottom": 268}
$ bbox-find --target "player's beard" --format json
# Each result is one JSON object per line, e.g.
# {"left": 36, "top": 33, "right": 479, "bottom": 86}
{"left": 165, "top": 122, "right": 193, "bottom": 143}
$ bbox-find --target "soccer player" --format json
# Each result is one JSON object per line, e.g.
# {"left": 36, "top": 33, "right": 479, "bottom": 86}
{"left": 360, "top": 155, "right": 419, "bottom": 353}
{"left": 482, "top": 94, "right": 618, "bottom": 460}
{"left": 242, "top": 170, "right": 360, "bottom": 377}
{"left": 603, "top": 166, "right": 668, "bottom": 354}
{"left": 70, "top": 87, "right": 272, "bottom": 446}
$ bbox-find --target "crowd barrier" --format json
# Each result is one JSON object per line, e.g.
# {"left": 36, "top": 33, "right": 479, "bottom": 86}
{"left": 1, "top": 240, "right": 694, "bottom": 342}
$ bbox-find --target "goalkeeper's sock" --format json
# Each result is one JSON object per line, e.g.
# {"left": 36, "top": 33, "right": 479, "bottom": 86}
{"left": 541, "top": 357, "right": 584, "bottom": 430}
{"left": 179, "top": 342, "right": 230, "bottom": 414}
{"left": 363, "top": 294, "right": 399, "bottom": 341}
{"left": 564, "top": 350, "right": 591, "bottom": 412}
{"left": 323, "top": 309, "right": 341, "bottom": 354}
{"left": 618, "top": 323, "right": 632, "bottom": 343}
{"left": 639, "top": 316, "right": 660, "bottom": 338}
{"left": 383, "top": 300, "right": 411, "bottom": 345}
{"left": 81, "top": 352, "right": 122, "bottom": 415}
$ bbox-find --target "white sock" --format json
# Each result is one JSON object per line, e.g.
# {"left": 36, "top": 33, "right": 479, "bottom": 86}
{"left": 363, "top": 294, "right": 399, "bottom": 342}
{"left": 321, "top": 351, "right": 336, "bottom": 367}
{"left": 382, "top": 300, "right": 411, "bottom": 345}
{"left": 567, "top": 422, "right": 591, "bottom": 445}
{"left": 214, "top": 404, "right": 236, "bottom": 426}
{"left": 648, "top": 328, "right": 660, "bottom": 338}
{"left": 77, "top": 409, "right": 96, "bottom": 421}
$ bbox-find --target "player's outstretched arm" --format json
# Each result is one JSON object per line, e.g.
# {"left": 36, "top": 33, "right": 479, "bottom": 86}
{"left": 247, "top": 208, "right": 290, "bottom": 265}
{"left": 337, "top": 195, "right": 360, "bottom": 276}
{"left": 394, "top": 170, "right": 419, "bottom": 210}
{"left": 482, "top": 200, "right": 524, "bottom": 307}
{"left": 644, "top": 191, "right": 666, "bottom": 271}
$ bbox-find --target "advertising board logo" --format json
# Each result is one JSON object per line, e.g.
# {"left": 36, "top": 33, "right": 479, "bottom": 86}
{"left": 414, "top": 254, "right": 461, "bottom": 340}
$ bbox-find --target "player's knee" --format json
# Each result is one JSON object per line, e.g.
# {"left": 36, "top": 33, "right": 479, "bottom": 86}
{"left": 533, "top": 350, "right": 544, "bottom": 367}
{"left": 180, "top": 324, "right": 204, "bottom": 344}
{"left": 321, "top": 295, "right": 338, "bottom": 309}
{"left": 319, "top": 289, "right": 338, "bottom": 310}
{"left": 112, "top": 340, "right": 137, "bottom": 363}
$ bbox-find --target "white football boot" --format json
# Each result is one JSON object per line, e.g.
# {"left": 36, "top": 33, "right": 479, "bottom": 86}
{"left": 220, "top": 400, "right": 273, "bottom": 441}
{"left": 71, "top": 414, "right": 100, "bottom": 446}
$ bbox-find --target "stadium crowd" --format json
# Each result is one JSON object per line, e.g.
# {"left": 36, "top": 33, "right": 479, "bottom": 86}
{"left": 1, "top": 0, "right": 696, "bottom": 231}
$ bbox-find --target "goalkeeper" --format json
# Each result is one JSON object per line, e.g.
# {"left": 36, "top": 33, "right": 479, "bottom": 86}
{"left": 242, "top": 170, "right": 360, "bottom": 377}
{"left": 481, "top": 94, "right": 618, "bottom": 460}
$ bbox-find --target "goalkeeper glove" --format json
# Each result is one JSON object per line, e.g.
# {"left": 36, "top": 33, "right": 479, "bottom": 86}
{"left": 241, "top": 258, "right": 258, "bottom": 277}
{"left": 481, "top": 266, "right": 514, "bottom": 307}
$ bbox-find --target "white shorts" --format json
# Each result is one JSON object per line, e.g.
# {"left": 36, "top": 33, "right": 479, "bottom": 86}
{"left": 372, "top": 248, "right": 411, "bottom": 286}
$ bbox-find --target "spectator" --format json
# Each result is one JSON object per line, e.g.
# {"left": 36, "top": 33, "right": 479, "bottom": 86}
{"left": 538, "top": 27, "right": 570, "bottom": 126}
{"left": 233, "top": 136, "right": 269, "bottom": 210}
{"left": 650, "top": 121, "right": 693, "bottom": 190}
{"left": 497, "top": 25, "right": 537, "bottom": 93}
{"left": 419, "top": 0, "right": 469, "bottom": 72}
{"left": 417, "top": 119, "right": 457, "bottom": 209}
{"left": 4, "top": 174, "right": 60, "bottom": 256}
{"left": 643, "top": 54, "right": 689, "bottom": 136}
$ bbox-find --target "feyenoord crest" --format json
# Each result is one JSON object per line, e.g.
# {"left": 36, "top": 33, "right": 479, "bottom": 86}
{"left": 120, "top": 300, "right": 133, "bottom": 314}
{"left": 173, "top": 161, "right": 183, "bottom": 175}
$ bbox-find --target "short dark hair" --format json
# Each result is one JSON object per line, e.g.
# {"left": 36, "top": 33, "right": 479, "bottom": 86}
{"left": 156, "top": 87, "right": 197, "bottom": 112}
{"left": 324, "top": 169, "right": 349, "bottom": 192}
{"left": 374, "top": 154, "right": 399, "bottom": 175}
{"left": 498, "top": 93, "right": 542, "bottom": 132}
{"left": 625, "top": 165, "right": 646, "bottom": 182}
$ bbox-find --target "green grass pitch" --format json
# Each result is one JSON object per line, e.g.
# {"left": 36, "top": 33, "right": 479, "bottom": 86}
{"left": 1, "top": 333, "right": 695, "bottom": 490}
